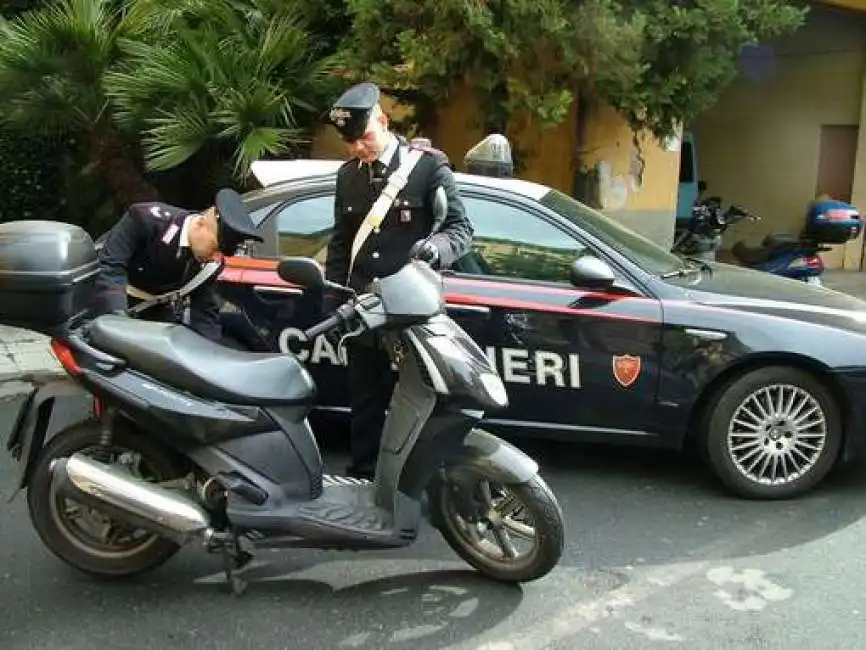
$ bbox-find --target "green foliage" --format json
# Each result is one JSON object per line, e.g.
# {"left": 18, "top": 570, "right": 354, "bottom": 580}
{"left": 0, "top": 130, "right": 66, "bottom": 223}
{"left": 1, "top": 0, "right": 46, "bottom": 18}
{"left": 343, "top": 0, "right": 807, "bottom": 141}
{"left": 345, "top": 0, "right": 645, "bottom": 133}
{"left": 105, "top": 0, "right": 344, "bottom": 184}
{"left": 606, "top": 0, "right": 807, "bottom": 139}
{"left": 0, "top": 0, "right": 130, "bottom": 135}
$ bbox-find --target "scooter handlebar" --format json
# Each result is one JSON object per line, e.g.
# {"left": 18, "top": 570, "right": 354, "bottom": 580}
{"left": 303, "top": 313, "right": 344, "bottom": 341}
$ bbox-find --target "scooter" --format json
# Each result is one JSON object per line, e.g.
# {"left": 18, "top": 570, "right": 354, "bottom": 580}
{"left": 730, "top": 233, "right": 829, "bottom": 285}
{"left": 730, "top": 197, "right": 862, "bottom": 286}
{"left": 1, "top": 215, "right": 564, "bottom": 595}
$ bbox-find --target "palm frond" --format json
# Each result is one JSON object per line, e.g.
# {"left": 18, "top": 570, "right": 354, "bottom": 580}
{"left": 110, "top": 0, "right": 335, "bottom": 181}
{"left": 0, "top": 0, "right": 123, "bottom": 132}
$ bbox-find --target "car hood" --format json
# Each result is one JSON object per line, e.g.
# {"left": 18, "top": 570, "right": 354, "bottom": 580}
{"left": 670, "top": 261, "right": 866, "bottom": 332}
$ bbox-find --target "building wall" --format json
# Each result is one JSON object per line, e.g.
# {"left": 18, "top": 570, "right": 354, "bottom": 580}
{"left": 692, "top": 6, "right": 866, "bottom": 266}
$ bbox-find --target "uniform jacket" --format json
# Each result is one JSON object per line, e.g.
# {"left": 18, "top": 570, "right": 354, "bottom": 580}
{"left": 324, "top": 138, "right": 473, "bottom": 291}
{"left": 92, "top": 202, "right": 222, "bottom": 341}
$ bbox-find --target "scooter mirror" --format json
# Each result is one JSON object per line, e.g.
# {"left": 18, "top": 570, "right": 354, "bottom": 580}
{"left": 277, "top": 256, "right": 326, "bottom": 290}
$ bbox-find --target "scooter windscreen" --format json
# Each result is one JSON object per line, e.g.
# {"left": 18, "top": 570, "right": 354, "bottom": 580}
{"left": 373, "top": 260, "right": 445, "bottom": 322}
{"left": 406, "top": 314, "right": 509, "bottom": 411}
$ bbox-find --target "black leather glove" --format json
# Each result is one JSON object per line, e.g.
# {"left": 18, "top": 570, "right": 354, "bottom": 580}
{"left": 409, "top": 239, "right": 440, "bottom": 268}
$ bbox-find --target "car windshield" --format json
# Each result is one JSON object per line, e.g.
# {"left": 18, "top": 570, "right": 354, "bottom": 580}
{"left": 540, "top": 189, "right": 682, "bottom": 276}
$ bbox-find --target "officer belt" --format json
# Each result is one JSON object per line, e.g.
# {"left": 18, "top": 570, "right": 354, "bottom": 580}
{"left": 126, "top": 259, "right": 222, "bottom": 315}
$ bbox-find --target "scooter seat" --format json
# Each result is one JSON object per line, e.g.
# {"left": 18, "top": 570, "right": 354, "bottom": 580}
{"left": 731, "top": 233, "right": 800, "bottom": 265}
{"left": 87, "top": 315, "right": 315, "bottom": 406}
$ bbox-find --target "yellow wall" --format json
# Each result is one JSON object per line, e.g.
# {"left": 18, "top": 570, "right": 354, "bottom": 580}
{"left": 692, "top": 7, "right": 866, "bottom": 268}
{"left": 818, "top": 0, "right": 866, "bottom": 12}
{"left": 575, "top": 103, "right": 682, "bottom": 246}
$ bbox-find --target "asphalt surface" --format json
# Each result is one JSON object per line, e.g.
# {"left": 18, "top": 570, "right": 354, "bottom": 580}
{"left": 2, "top": 394, "right": 866, "bottom": 650}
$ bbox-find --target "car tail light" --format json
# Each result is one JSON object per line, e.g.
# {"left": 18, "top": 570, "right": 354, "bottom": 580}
{"left": 49, "top": 339, "right": 82, "bottom": 376}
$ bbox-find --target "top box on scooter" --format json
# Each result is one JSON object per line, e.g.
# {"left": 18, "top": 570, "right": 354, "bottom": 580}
{"left": 803, "top": 198, "right": 862, "bottom": 244}
{"left": 0, "top": 220, "right": 99, "bottom": 336}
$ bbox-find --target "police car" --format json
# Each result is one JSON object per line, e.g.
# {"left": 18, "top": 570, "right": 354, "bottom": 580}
{"left": 215, "top": 157, "right": 866, "bottom": 501}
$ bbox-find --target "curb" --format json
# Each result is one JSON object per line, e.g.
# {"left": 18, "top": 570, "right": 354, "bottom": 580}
{"left": 0, "top": 327, "right": 64, "bottom": 399}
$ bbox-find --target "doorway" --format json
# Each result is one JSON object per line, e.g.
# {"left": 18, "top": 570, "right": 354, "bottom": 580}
{"left": 815, "top": 124, "right": 859, "bottom": 269}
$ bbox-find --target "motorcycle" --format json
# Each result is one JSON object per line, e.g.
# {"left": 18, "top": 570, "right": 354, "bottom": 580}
{"left": 672, "top": 195, "right": 755, "bottom": 262}
{"left": 0, "top": 206, "right": 565, "bottom": 595}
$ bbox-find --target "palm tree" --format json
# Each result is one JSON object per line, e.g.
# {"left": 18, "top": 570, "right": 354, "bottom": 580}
{"left": 0, "top": 0, "right": 159, "bottom": 207}
{"left": 105, "top": 0, "right": 343, "bottom": 190}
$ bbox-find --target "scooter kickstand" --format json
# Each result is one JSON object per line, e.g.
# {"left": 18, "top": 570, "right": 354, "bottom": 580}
{"left": 220, "top": 534, "right": 256, "bottom": 597}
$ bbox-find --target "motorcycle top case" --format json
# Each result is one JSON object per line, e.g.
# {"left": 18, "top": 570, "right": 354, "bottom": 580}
{"left": 0, "top": 220, "right": 99, "bottom": 335}
{"left": 803, "top": 199, "right": 862, "bottom": 244}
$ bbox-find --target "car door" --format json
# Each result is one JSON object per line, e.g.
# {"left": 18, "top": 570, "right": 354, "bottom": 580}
{"left": 223, "top": 190, "right": 349, "bottom": 411}
{"left": 447, "top": 192, "right": 665, "bottom": 441}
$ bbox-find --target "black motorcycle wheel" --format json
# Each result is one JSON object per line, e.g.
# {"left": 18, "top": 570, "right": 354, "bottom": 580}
{"left": 429, "top": 472, "right": 564, "bottom": 583}
{"left": 27, "top": 419, "right": 188, "bottom": 579}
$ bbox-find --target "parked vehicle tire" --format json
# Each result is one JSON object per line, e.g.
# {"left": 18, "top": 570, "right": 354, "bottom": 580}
{"left": 701, "top": 365, "right": 842, "bottom": 500}
{"left": 27, "top": 419, "right": 188, "bottom": 579}
{"left": 428, "top": 471, "right": 564, "bottom": 583}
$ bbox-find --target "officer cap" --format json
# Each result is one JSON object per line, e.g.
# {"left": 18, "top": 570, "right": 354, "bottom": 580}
{"left": 328, "top": 82, "right": 381, "bottom": 142}
{"left": 214, "top": 188, "right": 264, "bottom": 255}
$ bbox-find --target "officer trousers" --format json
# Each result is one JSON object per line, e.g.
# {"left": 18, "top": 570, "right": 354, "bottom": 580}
{"left": 346, "top": 335, "right": 397, "bottom": 476}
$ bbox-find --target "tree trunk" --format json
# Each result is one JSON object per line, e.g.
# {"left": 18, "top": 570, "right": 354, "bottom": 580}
{"left": 572, "top": 87, "right": 602, "bottom": 208}
{"left": 88, "top": 119, "right": 160, "bottom": 209}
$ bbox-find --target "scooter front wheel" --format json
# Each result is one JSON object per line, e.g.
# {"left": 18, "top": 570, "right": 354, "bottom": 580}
{"left": 429, "top": 472, "right": 564, "bottom": 583}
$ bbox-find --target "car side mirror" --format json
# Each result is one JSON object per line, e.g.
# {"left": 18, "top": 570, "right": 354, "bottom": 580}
{"left": 570, "top": 256, "right": 615, "bottom": 290}
{"left": 277, "top": 256, "right": 326, "bottom": 290}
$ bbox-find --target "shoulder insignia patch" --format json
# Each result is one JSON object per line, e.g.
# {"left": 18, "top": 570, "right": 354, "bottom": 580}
{"left": 161, "top": 223, "right": 180, "bottom": 244}
{"left": 408, "top": 138, "right": 445, "bottom": 157}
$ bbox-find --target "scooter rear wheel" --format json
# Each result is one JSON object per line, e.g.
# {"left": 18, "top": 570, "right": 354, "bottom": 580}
{"left": 27, "top": 419, "right": 187, "bottom": 579}
{"left": 429, "top": 473, "right": 564, "bottom": 583}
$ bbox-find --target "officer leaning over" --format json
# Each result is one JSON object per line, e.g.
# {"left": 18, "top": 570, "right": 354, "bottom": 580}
{"left": 92, "top": 189, "right": 264, "bottom": 342}
{"left": 324, "top": 81, "right": 474, "bottom": 480}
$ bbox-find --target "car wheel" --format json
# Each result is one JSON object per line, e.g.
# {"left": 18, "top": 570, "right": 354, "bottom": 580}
{"left": 702, "top": 365, "right": 842, "bottom": 500}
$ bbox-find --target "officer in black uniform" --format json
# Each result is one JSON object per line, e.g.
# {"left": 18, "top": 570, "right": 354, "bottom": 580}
{"left": 92, "top": 188, "right": 264, "bottom": 342}
{"left": 324, "top": 82, "right": 474, "bottom": 479}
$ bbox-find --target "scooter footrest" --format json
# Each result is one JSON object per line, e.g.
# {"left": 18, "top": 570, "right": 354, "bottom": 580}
{"left": 297, "top": 501, "right": 392, "bottom": 534}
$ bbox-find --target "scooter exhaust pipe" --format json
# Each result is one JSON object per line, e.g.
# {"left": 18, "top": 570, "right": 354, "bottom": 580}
{"left": 50, "top": 453, "right": 214, "bottom": 547}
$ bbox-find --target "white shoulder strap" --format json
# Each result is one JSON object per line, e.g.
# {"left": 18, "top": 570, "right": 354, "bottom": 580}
{"left": 127, "top": 259, "right": 222, "bottom": 315}
{"left": 348, "top": 146, "right": 425, "bottom": 278}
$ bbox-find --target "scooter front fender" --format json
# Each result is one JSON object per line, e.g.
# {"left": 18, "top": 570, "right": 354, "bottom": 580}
{"left": 442, "top": 428, "right": 539, "bottom": 485}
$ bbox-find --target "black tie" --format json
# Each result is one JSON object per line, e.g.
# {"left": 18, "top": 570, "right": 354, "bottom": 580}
{"left": 368, "top": 160, "right": 387, "bottom": 185}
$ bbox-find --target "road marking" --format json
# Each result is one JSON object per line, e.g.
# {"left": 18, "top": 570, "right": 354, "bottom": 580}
{"left": 706, "top": 566, "right": 793, "bottom": 612}
{"left": 464, "top": 520, "right": 776, "bottom": 650}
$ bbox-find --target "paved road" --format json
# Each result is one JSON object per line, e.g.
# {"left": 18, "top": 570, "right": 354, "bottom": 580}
{"left": 2, "top": 397, "right": 866, "bottom": 650}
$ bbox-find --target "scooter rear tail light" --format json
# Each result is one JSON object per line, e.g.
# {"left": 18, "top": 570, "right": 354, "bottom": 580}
{"left": 804, "top": 255, "right": 823, "bottom": 270}
{"left": 49, "top": 339, "right": 82, "bottom": 376}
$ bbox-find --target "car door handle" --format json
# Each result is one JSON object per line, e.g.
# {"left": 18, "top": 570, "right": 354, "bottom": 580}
{"left": 254, "top": 285, "right": 303, "bottom": 296}
{"left": 446, "top": 303, "right": 491, "bottom": 315}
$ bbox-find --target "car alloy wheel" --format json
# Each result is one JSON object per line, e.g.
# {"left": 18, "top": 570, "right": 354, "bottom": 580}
{"left": 727, "top": 383, "right": 827, "bottom": 486}
{"left": 702, "top": 366, "right": 842, "bottom": 500}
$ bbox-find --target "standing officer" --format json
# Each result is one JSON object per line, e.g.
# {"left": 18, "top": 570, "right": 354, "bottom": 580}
{"left": 92, "top": 188, "right": 264, "bottom": 342}
{"left": 324, "top": 81, "right": 474, "bottom": 480}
